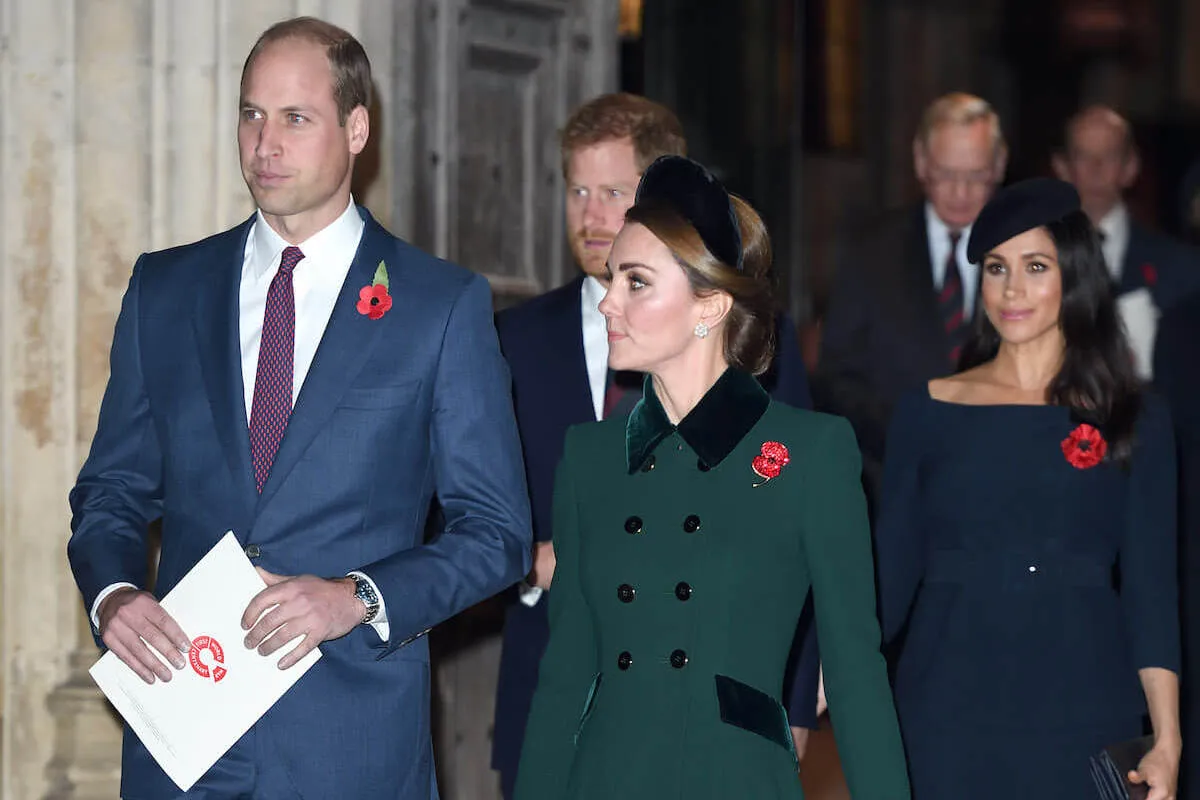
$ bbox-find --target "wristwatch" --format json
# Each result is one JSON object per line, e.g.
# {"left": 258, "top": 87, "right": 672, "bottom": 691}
{"left": 349, "top": 573, "right": 380, "bottom": 625}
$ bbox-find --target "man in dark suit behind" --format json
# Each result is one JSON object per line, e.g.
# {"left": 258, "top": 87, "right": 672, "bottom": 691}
{"left": 1053, "top": 105, "right": 1200, "bottom": 380}
{"left": 817, "top": 92, "right": 1007, "bottom": 508}
{"left": 490, "top": 93, "right": 817, "bottom": 799}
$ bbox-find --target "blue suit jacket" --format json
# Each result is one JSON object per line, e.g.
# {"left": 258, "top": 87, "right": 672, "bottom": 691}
{"left": 490, "top": 276, "right": 818, "bottom": 791}
{"left": 68, "top": 208, "right": 532, "bottom": 799}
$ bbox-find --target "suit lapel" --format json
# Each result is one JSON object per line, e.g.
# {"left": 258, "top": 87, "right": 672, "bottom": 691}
{"left": 254, "top": 208, "right": 392, "bottom": 511}
{"left": 902, "top": 209, "right": 948, "bottom": 351}
{"left": 194, "top": 217, "right": 258, "bottom": 518}
{"left": 1118, "top": 224, "right": 1149, "bottom": 295}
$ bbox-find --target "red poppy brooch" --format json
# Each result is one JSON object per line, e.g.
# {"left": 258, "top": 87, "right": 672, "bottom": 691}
{"left": 356, "top": 261, "right": 393, "bottom": 320}
{"left": 752, "top": 441, "right": 790, "bottom": 487}
{"left": 1061, "top": 423, "right": 1107, "bottom": 469}
{"left": 1140, "top": 262, "right": 1157, "bottom": 287}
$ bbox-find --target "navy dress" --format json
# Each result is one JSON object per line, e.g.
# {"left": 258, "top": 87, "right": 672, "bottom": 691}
{"left": 876, "top": 388, "right": 1180, "bottom": 799}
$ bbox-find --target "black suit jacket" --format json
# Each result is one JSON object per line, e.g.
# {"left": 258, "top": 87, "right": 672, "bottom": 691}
{"left": 490, "top": 275, "right": 817, "bottom": 791}
{"left": 816, "top": 207, "right": 956, "bottom": 507}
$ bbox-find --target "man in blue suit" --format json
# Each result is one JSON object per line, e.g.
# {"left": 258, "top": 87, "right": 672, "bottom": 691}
{"left": 67, "top": 17, "right": 531, "bottom": 800}
{"left": 490, "top": 93, "right": 819, "bottom": 799}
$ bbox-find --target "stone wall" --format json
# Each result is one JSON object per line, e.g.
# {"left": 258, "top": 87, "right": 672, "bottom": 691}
{"left": 0, "top": 1, "right": 612, "bottom": 797}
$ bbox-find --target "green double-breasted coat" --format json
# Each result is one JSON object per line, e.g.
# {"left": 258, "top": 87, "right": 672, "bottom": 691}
{"left": 514, "top": 369, "right": 910, "bottom": 799}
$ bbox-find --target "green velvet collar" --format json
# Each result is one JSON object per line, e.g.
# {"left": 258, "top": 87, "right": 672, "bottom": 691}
{"left": 626, "top": 368, "right": 770, "bottom": 474}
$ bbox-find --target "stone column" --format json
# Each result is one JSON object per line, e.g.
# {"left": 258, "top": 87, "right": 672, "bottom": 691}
{"left": 1, "top": 0, "right": 88, "bottom": 796}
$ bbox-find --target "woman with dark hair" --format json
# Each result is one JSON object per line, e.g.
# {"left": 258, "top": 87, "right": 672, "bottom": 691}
{"left": 877, "top": 178, "right": 1181, "bottom": 799}
{"left": 513, "top": 156, "right": 909, "bottom": 799}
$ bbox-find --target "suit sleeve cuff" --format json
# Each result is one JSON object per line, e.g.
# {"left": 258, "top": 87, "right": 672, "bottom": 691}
{"left": 90, "top": 582, "right": 139, "bottom": 632}
{"left": 518, "top": 580, "right": 544, "bottom": 607}
{"left": 348, "top": 571, "right": 390, "bottom": 641}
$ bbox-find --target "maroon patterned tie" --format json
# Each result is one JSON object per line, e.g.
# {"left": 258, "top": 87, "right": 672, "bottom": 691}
{"left": 939, "top": 230, "right": 965, "bottom": 366}
{"left": 249, "top": 246, "right": 304, "bottom": 492}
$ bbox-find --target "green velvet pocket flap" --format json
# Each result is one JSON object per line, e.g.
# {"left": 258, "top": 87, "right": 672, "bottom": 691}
{"left": 714, "top": 674, "right": 797, "bottom": 764}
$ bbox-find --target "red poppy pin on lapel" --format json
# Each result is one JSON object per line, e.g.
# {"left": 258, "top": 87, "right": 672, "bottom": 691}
{"left": 1140, "top": 262, "right": 1157, "bottom": 287}
{"left": 357, "top": 261, "right": 392, "bottom": 320}
{"left": 1061, "top": 423, "right": 1107, "bottom": 469}
{"left": 752, "top": 441, "right": 790, "bottom": 487}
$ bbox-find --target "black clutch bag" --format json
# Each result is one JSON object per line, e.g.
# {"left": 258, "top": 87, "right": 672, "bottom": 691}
{"left": 1089, "top": 735, "right": 1152, "bottom": 800}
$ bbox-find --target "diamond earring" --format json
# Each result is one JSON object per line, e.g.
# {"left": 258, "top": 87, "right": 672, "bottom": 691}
{"left": 694, "top": 322, "right": 710, "bottom": 339}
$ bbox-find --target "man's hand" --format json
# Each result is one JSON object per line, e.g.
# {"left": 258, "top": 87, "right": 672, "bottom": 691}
{"left": 241, "top": 569, "right": 364, "bottom": 669}
{"left": 529, "top": 541, "right": 556, "bottom": 590}
{"left": 98, "top": 587, "right": 192, "bottom": 685}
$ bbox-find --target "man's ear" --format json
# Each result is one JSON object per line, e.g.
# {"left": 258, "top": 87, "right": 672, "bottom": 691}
{"left": 347, "top": 105, "right": 370, "bottom": 155}
{"left": 913, "top": 139, "right": 929, "bottom": 183}
{"left": 1051, "top": 151, "right": 1070, "bottom": 182}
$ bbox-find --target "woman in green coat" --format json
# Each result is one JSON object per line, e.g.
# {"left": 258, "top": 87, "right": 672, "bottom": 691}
{"left": 513, "top": 156, "right": 909, "bottom": 800}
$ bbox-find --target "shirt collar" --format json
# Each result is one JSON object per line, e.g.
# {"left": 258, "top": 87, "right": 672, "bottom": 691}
{"left": 581, "top": 275, "right": 606, "bottom": 314}
{"left": 1097, "top": 202, "right": 1129, "bottom": 240}
{"left": 249, "top": 198, "right": 363, "bottom": 280}
{"left": 625, "top": 367, "right": 769, "bottom": 474}
{"left": 924, "top": 203, "right": 974, "bottom": 250}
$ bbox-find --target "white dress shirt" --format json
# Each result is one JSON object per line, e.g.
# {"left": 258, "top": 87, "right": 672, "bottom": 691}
{"left": 92, "top": 199, "right": 391, "bottom": 640}
{"left": 1097, "top": 203, "right": 1158, "bottom": 379}
{"left": 580, "top": 275, "right": 610, "bottom": 422}
{"left": 1096, "top": 202, "right": 1131, "bottom": 281}
{"left": 926, "top": 204, "right": 979, "bottom": 320}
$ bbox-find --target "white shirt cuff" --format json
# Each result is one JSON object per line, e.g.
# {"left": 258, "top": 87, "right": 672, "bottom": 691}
{"left": 518, "top": 581, "right": 544, "bottom": 607}
{"left": 347, "top": 571, "right": 389, "bottom": 641}
{"left": 90, "top": 582, "right": 139, "bottom": 632}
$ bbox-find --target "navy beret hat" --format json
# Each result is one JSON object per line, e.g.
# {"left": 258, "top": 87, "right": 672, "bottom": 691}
{"left": 634, "top": 155, "right": 743, "bottom": 271}
{"left": 966, "top": 177, "right": 1082, "bottom": 263}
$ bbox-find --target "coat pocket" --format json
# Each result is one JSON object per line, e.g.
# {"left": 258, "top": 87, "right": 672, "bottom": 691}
{"left": 714, "top": 674, "right": 798, "bottom": 767}
{"left": 337, "top": 380, "right": 422, "bottom": 410}
{"left": 573, "top": 672, "right": 603, "bottom": 745}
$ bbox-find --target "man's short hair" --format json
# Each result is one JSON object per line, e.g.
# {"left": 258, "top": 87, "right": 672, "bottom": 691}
{"left": 241, "top": 16, "right": 372, "bottom": 126}
{"left": 560, "top": 93, "right": 686, "bottom": 178}
{"left": 915, "top": 92, "right": 1006, "bottom": 157}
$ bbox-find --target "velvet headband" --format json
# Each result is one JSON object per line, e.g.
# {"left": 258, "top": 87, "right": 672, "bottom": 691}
{"left": 633, "top": 155, "right": 744, "bottom": 271}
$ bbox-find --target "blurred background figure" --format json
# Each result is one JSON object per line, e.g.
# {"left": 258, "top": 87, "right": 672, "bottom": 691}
{"left": 815, "top": 93, "right": 1006, "bottom": 511}
{"left": 1053, "top": 104, "right": 1200, "bottom": 380}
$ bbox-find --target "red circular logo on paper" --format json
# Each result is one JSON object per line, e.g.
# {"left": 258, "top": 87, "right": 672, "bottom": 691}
{"left": 188, "top": 635, "right": 228, "bottom": 683}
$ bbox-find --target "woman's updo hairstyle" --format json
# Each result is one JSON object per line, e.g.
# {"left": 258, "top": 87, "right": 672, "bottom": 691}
{"left": 624, "top": 156, "right": 777, "bottom": 374}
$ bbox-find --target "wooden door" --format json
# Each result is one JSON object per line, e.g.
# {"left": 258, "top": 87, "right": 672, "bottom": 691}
{"left": 406, "top": 2, "right": 616, "bottom": 797}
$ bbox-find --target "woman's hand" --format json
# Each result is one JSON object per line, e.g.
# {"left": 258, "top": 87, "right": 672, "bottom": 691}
{"left": 1129, "top": 741, "right": 1180, "bottom": 800}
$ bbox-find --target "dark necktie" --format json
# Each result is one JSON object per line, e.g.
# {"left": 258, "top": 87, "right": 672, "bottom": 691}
{"left": 249, "top": 245, "right": 304, "bottom": 492}
{"left": 939, "top": 230, "right": 965, "bottom": 366}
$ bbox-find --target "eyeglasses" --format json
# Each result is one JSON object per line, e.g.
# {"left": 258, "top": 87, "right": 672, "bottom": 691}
{"left": 924, "top": 165, "right": 997, "bottom": 189}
